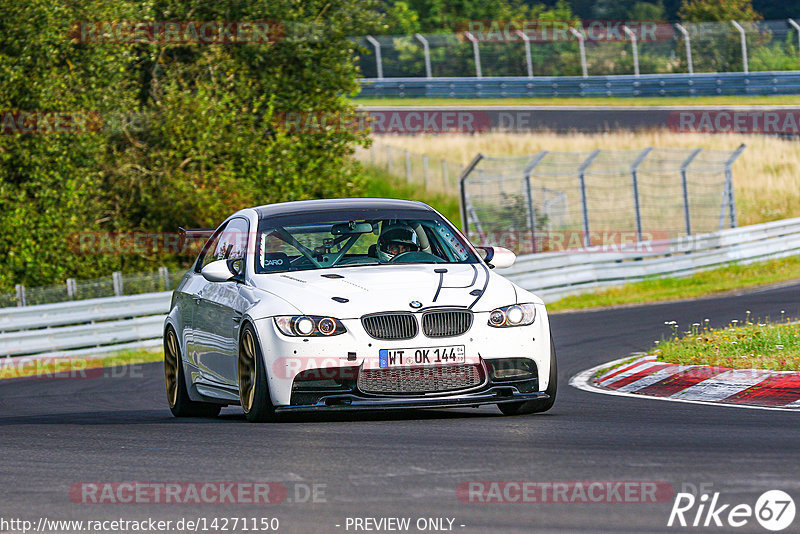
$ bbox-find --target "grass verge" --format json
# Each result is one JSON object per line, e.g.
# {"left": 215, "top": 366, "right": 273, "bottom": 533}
{"left": 355, "top": 95, "right": 800, "bottom": 107}
{"left": 0, "top": 348, "right": 162, "bottom": 380}
{"left": 362, "top": 164, "right": 462, "bottom": 228}
{"left": 548, "top": 255, "right": 800, "bottom": 312}
{"left": 651, "top": 317, "right": 800, "bottom": 371}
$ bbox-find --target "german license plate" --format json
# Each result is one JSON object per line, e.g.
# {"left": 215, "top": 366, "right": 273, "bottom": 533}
{"left": 379, "top": 345, "right": 465, "bottom": 368}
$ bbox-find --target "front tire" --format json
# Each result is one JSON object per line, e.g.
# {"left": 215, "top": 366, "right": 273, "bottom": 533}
{"left": 164, "top": 327, "right": 221, "bottom": 418}
{"left": 498, "top": 338, "right": 557, "bottom": 416}
{"left": 238, "top": 324, "right": 278, "bottom": 423}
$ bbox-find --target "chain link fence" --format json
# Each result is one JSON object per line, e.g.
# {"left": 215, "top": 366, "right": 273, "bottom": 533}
{"left": 354, "top": 20, "right": 800, "bottom": 79}
{"left": 460, "top": 146, "right": 745, "bottom": 254}
{"left": 1, "top": 268, "right": 179, "bottom": 308}
{"left": 356, "top": 140, "right": 464, "bottom": 194}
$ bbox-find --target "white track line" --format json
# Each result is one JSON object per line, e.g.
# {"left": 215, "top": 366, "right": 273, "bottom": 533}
{"left": 569, "top": 356, "right": 800, "bottom": 413}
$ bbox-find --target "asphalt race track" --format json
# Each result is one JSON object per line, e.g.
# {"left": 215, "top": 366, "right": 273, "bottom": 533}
{"left": 361, "top": 105, "right": 800, "bottom": 134}
{"left": 2, "top": 282, "right": 799, "bottom": 533}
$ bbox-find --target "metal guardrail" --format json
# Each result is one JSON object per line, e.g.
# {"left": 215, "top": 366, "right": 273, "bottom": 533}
{"left": 357, "top": 71, "right": 800, "bottom": 99}
{"left": 504, "top": 217, "right": 800, "bottom": 302}
{"left": 2, "top": 217, "right": 799, "bottom": 358}
{"left": 0, "top": 292, "right": 171, "bottom": 359}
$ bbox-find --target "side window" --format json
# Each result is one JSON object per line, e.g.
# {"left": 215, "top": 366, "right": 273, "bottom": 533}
{"left": 196, "top": 218, "right": 250, "bottom": 274}
{"left": 220, "top": 218, "right": 250, "bottom": 274}
{"left": 196, "top": 222, "right": 228, "bottom": 272}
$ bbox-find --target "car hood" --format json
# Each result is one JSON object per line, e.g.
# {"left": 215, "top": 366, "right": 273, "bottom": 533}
{"left": 249, "top": 264, "right": 526, "bottom": 318}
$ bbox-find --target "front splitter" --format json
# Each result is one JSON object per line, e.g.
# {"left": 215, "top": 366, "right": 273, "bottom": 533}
{"left": 275, "top": 389, "right": 549, "bottom": 413}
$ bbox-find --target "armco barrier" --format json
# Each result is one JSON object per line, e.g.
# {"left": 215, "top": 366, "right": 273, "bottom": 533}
{"left": 2, "top": 217, "right": 799, "bottom": 359}
{"left": 357, "top": 71, "right": 800, "bottom": 99}
{"left": 504, "top": 217, "right": 800, "bottom": 302}
{"left": 0, "top": 292, "right": 171, "bottom": 359}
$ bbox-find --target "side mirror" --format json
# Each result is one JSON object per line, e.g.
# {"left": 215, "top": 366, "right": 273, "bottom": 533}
{"left": 478, "top": 246, "right": 516, "bottom": 269}
{"left": 201, "top": 259, "right": 239, "bottom": 282}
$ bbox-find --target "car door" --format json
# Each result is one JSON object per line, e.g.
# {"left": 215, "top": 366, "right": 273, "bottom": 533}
{"left": 184, "top": 222, "right": 228, "bottom": 381}
{"left": 193, "top": 217, "right": 250, "bottom": 387}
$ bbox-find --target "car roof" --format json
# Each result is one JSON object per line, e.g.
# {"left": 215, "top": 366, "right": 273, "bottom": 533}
{"left": 253, "top": 198, "right": 434, "bottom": 219}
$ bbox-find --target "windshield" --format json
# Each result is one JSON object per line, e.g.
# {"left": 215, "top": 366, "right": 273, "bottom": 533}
{"left": 255, "top": 210, "right": 478, "bottom": 274}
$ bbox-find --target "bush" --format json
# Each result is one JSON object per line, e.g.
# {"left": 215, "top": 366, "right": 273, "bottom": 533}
{"left": 0, "top": 0, "right": 379, "bottom": 289}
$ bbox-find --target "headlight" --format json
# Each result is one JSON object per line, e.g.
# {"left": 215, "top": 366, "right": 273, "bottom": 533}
{"left": 487, "top": 304, "right": 536, "bottom": 327}
{"left": 274, "top": 316, "right": 347, "bottom": 337}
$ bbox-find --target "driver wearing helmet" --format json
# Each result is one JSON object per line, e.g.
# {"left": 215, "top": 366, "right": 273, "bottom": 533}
{"left": 378, "top": 224, "right": 420, "bottom": 262}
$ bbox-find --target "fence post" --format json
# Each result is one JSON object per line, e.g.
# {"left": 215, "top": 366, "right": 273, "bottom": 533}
{"left": 159, "top": 266, "right": 170, "bottom": 290}
{"left": 15, "top": 284, "right": 26, "bottom": 307}
{"left": 731, "top": 21, "right": 749, "bottom": 74}
{"left": 569, "top": 28, "right": 588, "bottom": 78}
{"left": 790, "top": 19, "right": 800, "bottom": 57}
{"left": 66, "top": 278, "right": 77, "bottom": 299}
{"left": 441, "top": 159, "right": 448, "bottom": 190}
{"left": 365, "top": 35, "right": 384, "bottom": 79}
{"left": 516, "top": 30, "right": 533, "bottom": 78}
{"left": 459, "top": 154, "right": 485, "bottom": 235}
{"left": 522, "top": 151, "right": 549, "bottom": 253}
{"left": 414, "top": 33, "right": 432, "bottom": 78}
{"left": 630, "top": 147, "right": 653, "bottom": 242}
{"left": 423, "top": 154, "right": 429, "bottom": 188}
{"left": 404, "top": 150, "right": 411, "bottom": 182}
{"left": 370, "top": 143, "right": 375, "bottom": 165}
{"left": 622, "top": 25, "right": 640, "bottom": 77}
{"left": 680, "top": 148, "right": 703, "bottom": 236}
{"left": 464, "top": 31, "right": 482, "bottom": 78}
{"left": 675, "top": 23, "right": 693, "bottom": 75}
{"left": 578, "top": 150, "right": 601, "bottom": 248}
{"left": 112, "top": 271, "right": 123, "bottom": 296}
{"left": 387, "top": 145, "right": 392, "bottom": 173}
{"left": 725, "top": 144, "right": 746, "bottom": 228}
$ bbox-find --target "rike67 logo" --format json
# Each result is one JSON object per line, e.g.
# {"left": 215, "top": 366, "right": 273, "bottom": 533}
{"left": 668, "top": 489, "right": 795, "bottom": 531}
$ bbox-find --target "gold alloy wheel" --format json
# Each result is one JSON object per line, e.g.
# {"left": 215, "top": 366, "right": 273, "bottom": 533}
{"left": 239, "top": 329, "right": 257, "bottom": 412}
{"left": 164, "top": 329, "right": 180, "bottom": 408}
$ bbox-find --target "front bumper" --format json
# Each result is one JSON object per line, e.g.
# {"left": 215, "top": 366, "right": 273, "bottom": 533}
{"left": 253, "top": 304, "right": 552, "bottom": 407}
{"left": 276, "top": 386, "right": 548, "bottom": 413}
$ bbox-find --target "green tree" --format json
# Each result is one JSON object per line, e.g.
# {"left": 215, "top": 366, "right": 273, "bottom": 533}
{"left": 0, "top": 0, "right": 380, "bottom": 290}
{"left": 678, "top": 0, "right": 762, "bottom": 22}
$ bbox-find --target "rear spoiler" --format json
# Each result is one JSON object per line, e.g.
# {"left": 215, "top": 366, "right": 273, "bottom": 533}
{"left": 179, "top": 227, "right": 215, "bottom": 240}
{"left": 178, "top": 227, "right": 215, "bottom": 249}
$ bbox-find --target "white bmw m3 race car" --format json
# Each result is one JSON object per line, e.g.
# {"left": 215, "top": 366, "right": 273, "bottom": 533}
{"left": 164, "top": 198, "right": 556, "bottom": 422}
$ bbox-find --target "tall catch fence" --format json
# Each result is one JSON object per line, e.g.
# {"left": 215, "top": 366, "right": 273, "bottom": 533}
{"left": 460, "top": 146, "right": 745, "bottom": 255}
{"left": 354, "top": 20, "right": 800, "bottom": 79}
